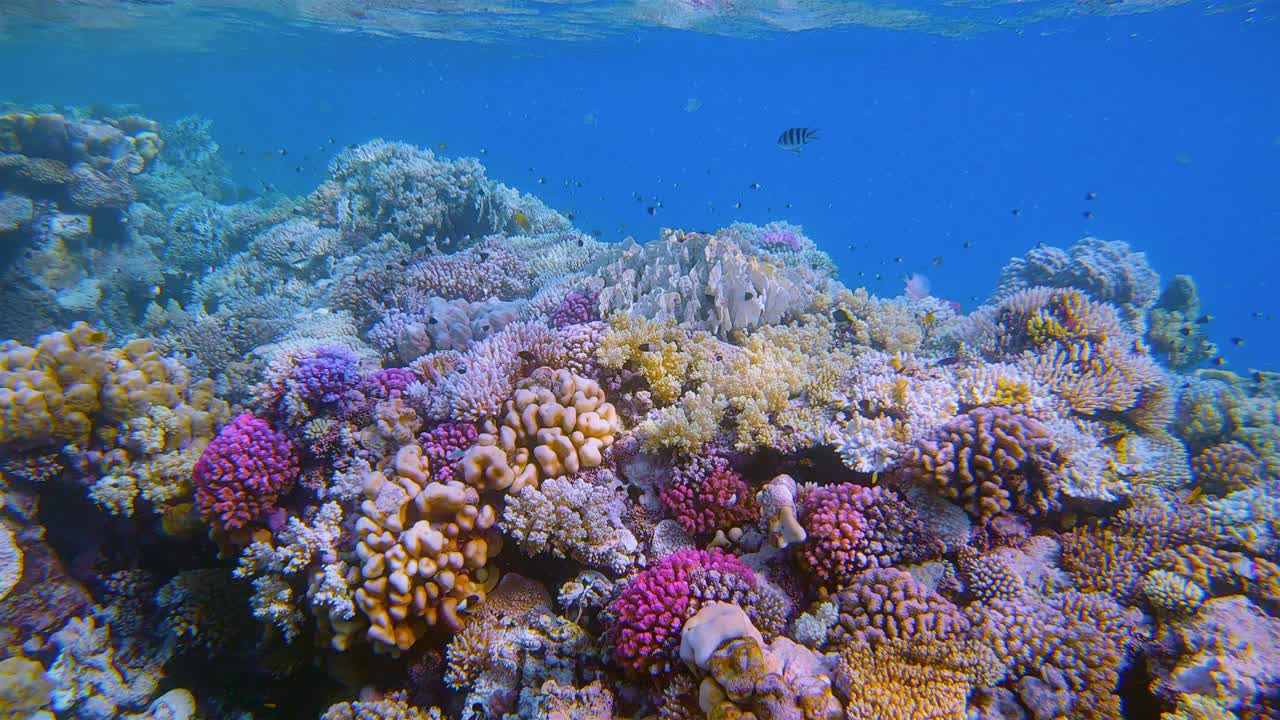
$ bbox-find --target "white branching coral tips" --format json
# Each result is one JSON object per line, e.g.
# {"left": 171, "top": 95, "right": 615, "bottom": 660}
{"left": 461, "top": 368, "right": 619, "bottom": 492}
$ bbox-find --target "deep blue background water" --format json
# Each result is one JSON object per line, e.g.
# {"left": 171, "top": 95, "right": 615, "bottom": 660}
{"left": 3, "top": 3, "right": 1277, "bottom": 370}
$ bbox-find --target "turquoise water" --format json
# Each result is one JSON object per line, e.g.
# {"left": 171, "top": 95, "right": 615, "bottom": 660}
{"left": 1, "top": 2, "right": 1278, "bottom": 719}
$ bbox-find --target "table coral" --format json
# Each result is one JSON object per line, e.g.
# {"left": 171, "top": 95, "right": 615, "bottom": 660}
{"left": 192, "top": 413, "right": 299, "bottom": 532}
{"left": 460, "top": 368, "right": 618, "bottom": 493}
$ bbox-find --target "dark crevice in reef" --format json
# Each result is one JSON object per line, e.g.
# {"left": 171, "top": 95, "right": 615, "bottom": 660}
{"left": 1118, "top": 657, "right": 1161, "bottom": 720}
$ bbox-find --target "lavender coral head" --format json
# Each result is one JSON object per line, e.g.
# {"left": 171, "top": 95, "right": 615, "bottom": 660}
{"left": 361, "top": 367, "right": 418, "bottom": 401}
{"left": 548, "top": 290, "right": 599, "bottom": 328}
{"left": 289, "top": 346, "right": 360, "bottom": 406}
{"left": 797, "top": 483, "right": 933, "bottom": 590}
{"left": 193, "top": 413, "right": 299, "bottom": 532}
{"left": 758, "top": 228, "right": 804, "bottom": 253}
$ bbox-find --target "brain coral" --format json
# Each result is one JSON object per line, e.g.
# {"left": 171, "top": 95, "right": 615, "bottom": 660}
{"left": 193, "top": 413, "right": 299, "bottom": 532}
{"left": 460, "top": 368, "right": 618, "bottom": 493}
{"left": 797, "top": 483, "right": 935, "bottom": 590}
{"left": 606, "top": 548, "right": 779, "bottom": 676}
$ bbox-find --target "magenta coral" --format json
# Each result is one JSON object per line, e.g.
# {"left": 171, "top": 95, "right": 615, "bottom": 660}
{"left": 797, "top": 483, "right": 933, "bottom": 590}
{"left": 658, "top": 453, "right": 756, "bottom": 538}
{"left": 419, "top": 421, "right": 479, "bottom": 482}
{"left": 193, "top": 413, "right": 299, "bottom": 531}
{"left": 360, "top": 367, "right": 418, "bottom": 401}
{"left": 607, "top": 548, "right": 756, "bottom": 675}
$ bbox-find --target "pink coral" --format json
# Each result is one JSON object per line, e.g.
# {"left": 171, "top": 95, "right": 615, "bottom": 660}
{"left": 659, "top": 453, "right": 756, "bottom": 538}
{"left": 607, "top": 548, "right": 759, "bottom": 676}
{"left": 193, "top": 413, "right": 299, "bottom": 531}
{"left": 419, "top": 421, "right": 480, "bottom": 482}
{"left": 798, "top": 483, "right": 934, "bottom": 590}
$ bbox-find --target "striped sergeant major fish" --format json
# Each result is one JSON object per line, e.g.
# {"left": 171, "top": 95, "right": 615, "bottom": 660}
{"left": 777, "top": 127, "right": 819, "bottom": 153}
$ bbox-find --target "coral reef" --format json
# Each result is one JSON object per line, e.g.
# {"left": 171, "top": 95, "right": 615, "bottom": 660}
{"left": 1, "top": 110, "right": 1273, "bottom": 720}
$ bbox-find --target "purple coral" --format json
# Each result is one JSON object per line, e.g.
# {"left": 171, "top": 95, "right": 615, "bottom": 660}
{"left": 797, "top": 483, "right": 934, "bottom": 590}
{"left": 899, "top": 406, "right": 1068, "bottom": 523}
{"left": 832, "top": 567, "right": 969, "bottom": 647}
{"left": 548, "top": 290, "right": 599, "bottom": 328}
{"left": 607, "top": 548, "right": 764, "bottom": 676}
{"left": 758, "top": 228, "right": 804, "bottom": 253}
{"left": 419, "top": 421, "right": 479, "bottom": 482}
{"left": 193, "top": 413, "right": 299, "bottom": 532}
{"left": 658, "top": 453, "right": 756, "bottom": 538}
{"left": 361, "top": 367, "right": 418, "bottom": 401}
{"left": 289, "top": 346, "right": 360, "bottom": 406}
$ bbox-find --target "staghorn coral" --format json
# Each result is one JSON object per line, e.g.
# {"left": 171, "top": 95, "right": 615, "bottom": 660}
{"left": 460, "top": 368, "right": 618, "bottom": 493}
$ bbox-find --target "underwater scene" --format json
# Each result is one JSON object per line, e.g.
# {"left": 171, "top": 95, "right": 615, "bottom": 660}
{"left": 1, "top": 1, "right": 1279, "bottom": 719}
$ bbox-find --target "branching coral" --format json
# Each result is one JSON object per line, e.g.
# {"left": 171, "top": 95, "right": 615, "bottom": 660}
{"left": 192, "top": 413, "right": 299, "bottom": 532}
{"left": 658, "top": 451, "right": 757, "bottom": 539}
{"left": 502, "top": 473, "right": 639, "bottom": 573}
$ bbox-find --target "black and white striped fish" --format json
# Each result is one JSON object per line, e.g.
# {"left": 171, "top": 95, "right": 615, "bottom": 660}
{"left": 777, "top": 127, "right": 819, "bottom": 153}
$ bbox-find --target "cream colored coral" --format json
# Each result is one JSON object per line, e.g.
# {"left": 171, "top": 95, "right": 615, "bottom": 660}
{"left": 355, "top": 444, "right": 500, "bottom": 652}
{"left": 0, "top": 523, "right": 22, "bottom": 602}
{"left": 461, "top": 369, "right": 618, "bottom": 492}
{"left": 757, "top": 474, "right": 807, "bottom": 549}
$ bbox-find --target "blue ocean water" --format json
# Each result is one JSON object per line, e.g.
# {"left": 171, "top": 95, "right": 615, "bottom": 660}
{"left": 4, "top": 1, "right": 1277, "bottom": 367}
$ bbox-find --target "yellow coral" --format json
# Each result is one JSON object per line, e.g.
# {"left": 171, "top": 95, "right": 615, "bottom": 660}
{"left": 461, "top": 368, "right": 618, "bottom": 492}
{"left": 355, "top": 444, "right": 500, "bottom": 652}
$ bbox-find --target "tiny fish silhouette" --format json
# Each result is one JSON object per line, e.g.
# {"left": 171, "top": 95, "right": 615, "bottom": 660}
{"left": 777, "top": 127, "right": 819, "bottom": 153}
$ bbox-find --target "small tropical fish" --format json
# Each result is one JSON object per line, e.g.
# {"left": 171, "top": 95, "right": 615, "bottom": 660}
{"left": 777, "top": 127, "right": 819, "bottom": 153}
{"left": 1231, "top": 337, "right": 1245, "bottom": 347}
{"left": 922, "top": 311, "right": 936, "bottom": 325}
{"left": 832, "top": 306, "right": 855, "bottom": 324}
{"left": 963, "top": 241, "right": 973, "bottom": 248}
{"left": 1185, "top": 486, "right": 1205, "bottom": 504}
{"left": 1196, "top": 314, "right": 1213, "bottom": 323}
{"left": 1082, "top": 210, "right": 1094, "bottom": 219}
{"left": 438, "top": 143, "right": 448, "bottom": 151}
{"left": 1099, "top": 432, "right": 1127, "bottom": 445}
{"left": 278, "top": 148, "right": 288, "bottom": 157}
{"left": 1252, "top": 311, "right": 1266, "bottom": 318}
{"left": 894, "top": 256, "right": 904, "bottom": 263}
{"left": 1011, "top": 208, "right": 1022, "bottom": 217}
{"left": 936, "top": 356, "right": 961, "bottom": 367}
{"left": 517, "top": 350, "right": 536, "bottom": 362}
{"left": 637, "top": 342, "right": 653, "bottom": 352}
{"left": 513, "top": 212, "right": 530, "bottom": 230}
{"left": 647, "top": 206, "right": 657, "bottom": 216}
{"left": 749, "top": 182, "right": 762, "bottom": 190}
{"left": 685, "top": 97, "right": 703, "bottom": 113}
{"left": 1085, "top": 191, "right": 1097, "bottom": 200}
{"left": 733, "top": 201, "right": 743, "bottom": 209}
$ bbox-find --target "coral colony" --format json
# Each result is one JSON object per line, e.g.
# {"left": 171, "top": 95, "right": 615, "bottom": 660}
{"left": 1, "top": 106, "right": 1278, "bottom": 720}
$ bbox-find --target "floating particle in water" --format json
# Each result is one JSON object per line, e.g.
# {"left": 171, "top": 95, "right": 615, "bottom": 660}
{"left": 685, "top": 97, "right": 703, "bottom": 112}
{"left": 583, "top": 111, "right": 598, "bottom": 126}
{"left": 1231, "top": 337, "right": 1245, "bottom": 347}
{"left": 733, "top": 201, "right": 742, "bottom": 209}
{"left": 1011, "top": 208, "right": 1021, "bottom": 216}
{"left": 894, "top": 256, "right": 903, "bottom": 263}
{"left": 1085, "top": 191, "right": 1097, "bottom": 200}
{"left": 749, "top": 182, "right": 761, "bottom": 190}
{"left": 963, "top": 241, "right": 973, "bottom": 248}
{"left": 932, "top": 256, "right": 943, "bottom": 266}
{"left": 1082, "top": 210, "right": 1094, "bottom": 219}
{"left": 278, "top": 148, "right": 288, "bottom": 157}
